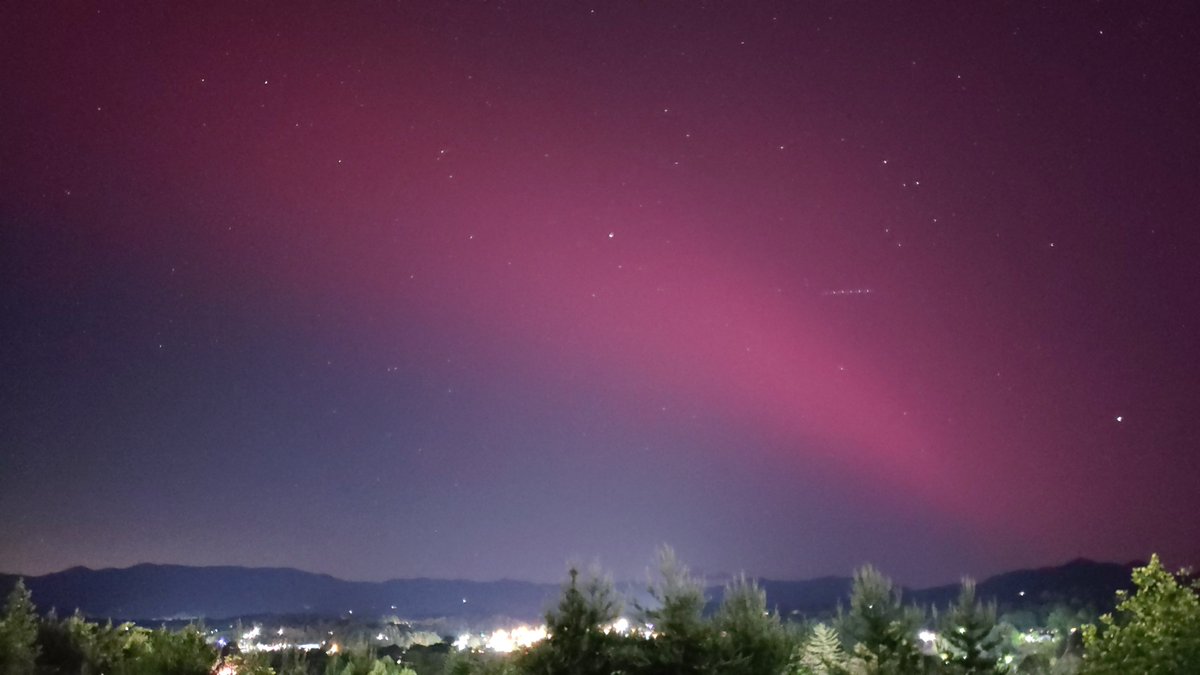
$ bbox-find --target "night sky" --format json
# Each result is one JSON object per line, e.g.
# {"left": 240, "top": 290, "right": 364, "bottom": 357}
{"left": 2, "top": 1, "right": 1198, "bottom": 587}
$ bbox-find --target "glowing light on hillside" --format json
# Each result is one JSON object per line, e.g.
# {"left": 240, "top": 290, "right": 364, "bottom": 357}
{"left": 485, "top": 625, "right": 548, "bottom": 653}
{"left": 450, "top": 618, "right": 661, "bottom": 653}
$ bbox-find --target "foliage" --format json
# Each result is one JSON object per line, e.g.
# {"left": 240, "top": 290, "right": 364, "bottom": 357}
{"left": 22, "top": 549, "right": 1200, "bottom": 675}
{"left": 400, "top": 643, "right": 451, "bottom": 675}
{"left": 634, "top": 545, "right": 713, "bottom": 674}
{"left": 324, "top": 650, "right": 416, "bottom": 675}
{"left": 838, "top": 565, "right": 924, "bottom": 675}
{"left": 277, "top": 648, "right": 311, "bottom": 675}
{"left": 442, "top": 648, "right": 478, "bottom": 675}
{"left": 232, "top": 650, "right": 277, "bottom": 675}
{"left": 36, "top": 612, "right": 147, "bottom": 675}
{"left": 1079, "top": 554, "right": 1200, "bottom": 675}
{"left": 0, "top": 579, "right": 40, "bottom": 675}
{"left": 710, "top": 574, "right": 792, "bottom": 675}
{"left": 123, "top": 623, "right": 215, "bottom": 675}
{"left": 786, "top": 623, "right": 849, "bottom": 675}
{"left": 444, "top": 649, "right": 516, "bottom": 675}
{"left": 517, "top": 566, "right": 625, "bottom": 675}
{"left": 1044, "top": 606, "right": 1095, "bottom": 639}
{"left": 937, "top": 578, "right": 1003, "bottom": 674}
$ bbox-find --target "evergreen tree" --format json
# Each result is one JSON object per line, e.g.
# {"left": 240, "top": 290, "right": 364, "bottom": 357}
{"left": 838, "top": 565, "right": 923, "bottom": 675}
{"left": 938, "top": 578, "right": 1003, "bottom": 674}
{"left": 518, "top": 566, "right": 623, "bottom": 675}
{"left": 786, "top": 623, "right": 849, "bottom": 675}
{"left": 1080, "top": 554, "right": 1200, "bottom": 675}
{"left": 0, "top": 579, "right": 39, "bottom": 675}
{"left": 711, "top": 574, "right": 792, "bottom": 675}
{"left": 637, "top": 545, "right": 713, "bottom": 674}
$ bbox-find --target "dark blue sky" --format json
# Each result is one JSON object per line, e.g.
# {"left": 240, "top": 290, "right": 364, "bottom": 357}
{"left": 2, "top": 1, "right": 1198, "bottom": 585}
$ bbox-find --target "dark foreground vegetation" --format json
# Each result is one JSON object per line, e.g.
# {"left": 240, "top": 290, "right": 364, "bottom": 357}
{"left": 1, "top": 550, "right": 1196, "bottom": 675}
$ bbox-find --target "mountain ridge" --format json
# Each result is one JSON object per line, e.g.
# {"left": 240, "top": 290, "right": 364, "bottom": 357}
{"left": 0, "top": 558, "right": 1137, "bottom": 623}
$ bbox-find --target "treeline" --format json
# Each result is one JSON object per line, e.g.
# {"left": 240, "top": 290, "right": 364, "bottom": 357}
{"left": 0, "top": 587, "right": 418, "bottom": 675}
{"left": 451, "top": 549, "right": 1200, "bottom": 675}
{"left": 1, "top": 549, "right": 1197, "bottom": 675}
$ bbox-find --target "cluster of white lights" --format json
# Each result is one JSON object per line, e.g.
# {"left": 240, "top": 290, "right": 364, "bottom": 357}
{"left": 1021, "top": 630, "right": 1056, "bottom": 644}
{"left": 454, "top": 617, "right": 653, "bottom": 654}
{"left": 605, "top": 617, "right": 655, "bottom": 639}
{"left": 484, "top": 625, "right": 548, "bottom": 653}
{"left": 230, "top": 621, "right": 1048, "bottom": 664}
{"left": 454, "top": 626, "right": 546, "bottom": 653}
{"left": 240, "top": 641, "right": 323, "bottom": 653}
{"left": 224, "top": 625, "right": 325, "bottom": 653}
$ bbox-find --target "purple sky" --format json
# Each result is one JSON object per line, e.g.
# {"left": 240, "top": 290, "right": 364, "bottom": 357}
{"left": 2, "top": 1, "right": 1198, "bottom": 586}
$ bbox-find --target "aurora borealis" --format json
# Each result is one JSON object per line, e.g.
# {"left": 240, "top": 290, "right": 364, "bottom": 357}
{"left": 2, "top": 1, "right": 1197, "bottom": 585}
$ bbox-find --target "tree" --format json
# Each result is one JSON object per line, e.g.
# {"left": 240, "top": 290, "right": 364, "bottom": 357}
{"left": 400, "top": 643, "right": 451, "bottom": 675}
{"left": 36, "top": 611, "right": 139, "bottom": 675}
{"left": 445, "top": 650, "right": 516, "bottom": 675}
{"left": 938, "top": 578, "right": 1003, "bottom": 674}
{"left": 1079, "top": 554, "right": 1200, "bottom": 675}
{"left": 1045, "top": 604, "right": 1096, "bottom": 639}
{"left": 519, "top": 566, "right": 624, "bottom": 675}
{"left": 125, "top": 623, "right": 215, "bottom": 675}
{"left": 277, "top": 648, "right": 310, "bottom": 675}
{"left": 838, "top": 565, "right": 923, "bottom": 675}
{"left": 637, "top": 545, "right": 713, "bottom": 674}
{"left": 232, "top": 650, "right": 277, "bottom": 675}
{"left": 0, "top": 579, "right": 39, "bottom": 675}
{"left": 711, "top": 574, "right": 792, "bottom": 675}
{"left": 786, "top": 623, "right": 849, "bottom": 675}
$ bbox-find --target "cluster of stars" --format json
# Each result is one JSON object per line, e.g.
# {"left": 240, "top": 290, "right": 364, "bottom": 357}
{"left": 821, "top": 288, "right": 874, "bottom": 296}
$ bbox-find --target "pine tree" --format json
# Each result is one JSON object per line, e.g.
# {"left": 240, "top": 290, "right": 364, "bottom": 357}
{"left": 638, "top": 545, "right": 713, "bottom": 674}
{"left": 519, "top": 566, "right": 622, "bottom": 675}
{"left": 711, "top": 574, "right": 791, "bottom": 675}
{"left": 838, "top": 565, "right": 923, "bottom": 675}
{"left": 938, "top": 578, "right": 1002, "bottom": 674}
{"left": 0, "top": 579, "right": 40, "bottom": 675}
{"left": 787, "top": 623, "right": 849, "bottom": 675}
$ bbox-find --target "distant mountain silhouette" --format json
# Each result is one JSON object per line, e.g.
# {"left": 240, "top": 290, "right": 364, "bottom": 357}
{"left": 735, "top": 558, "right": 1138, "bottom": 619}
{"left": 0, "top": 559, "right": 1137, "bottom": 622}
{"left": 909, "top": 557, "right": 1139, "bottom": 613}
{"left": 0, "top": 564, "right": 557, "bottom": 622}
